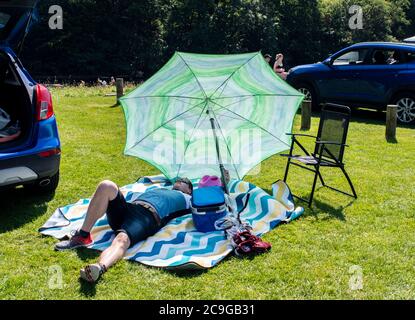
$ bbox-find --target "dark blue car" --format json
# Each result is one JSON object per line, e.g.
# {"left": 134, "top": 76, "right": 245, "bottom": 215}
{"left": 0, "top": 0, "right": 60, "bottom": 192}
{"left": 287, "top": 42, "right": 415, "bottom": 124}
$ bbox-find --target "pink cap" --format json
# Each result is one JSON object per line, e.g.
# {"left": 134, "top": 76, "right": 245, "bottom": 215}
{"left": 198, "top": 175, "right": 223, "bottom": 188}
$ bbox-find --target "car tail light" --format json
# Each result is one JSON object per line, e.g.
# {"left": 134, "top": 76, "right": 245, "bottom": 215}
{"left": 38, "top": 148, "right": 61, "bottom": 158}
{"left": 36, "top": 84, "right": 54, "bottom": 121}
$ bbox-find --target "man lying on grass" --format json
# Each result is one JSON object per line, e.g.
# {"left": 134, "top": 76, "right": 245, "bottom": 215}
{"left": 55, "top": 177, "right": 193, "bottom": 283}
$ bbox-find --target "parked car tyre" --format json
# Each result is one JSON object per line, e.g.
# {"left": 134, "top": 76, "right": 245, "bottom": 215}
{"left": 392, "top": 93, "right": 415, "bottom": 124}
{"left": 24, "top": 170, "right": 59, "bottom": 194}
{"left": 296, "top": 83, "right": 319, "bottom": 110}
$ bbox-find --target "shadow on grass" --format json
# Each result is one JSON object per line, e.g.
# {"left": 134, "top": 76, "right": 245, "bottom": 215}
{"left": 160, "top": 253, "right": 249, "bottom": 278}
{"left": 306, "top": 186, "right": 357, "bottom": 221}
{"left": 79, "top": 278, "right": 97, "bottom": 297}
{"left": 386, "top": 136, "right": 398, "bottom": 144}
{"left": 163, "top": 268, "right": 208, "bottom": 279}
{"left": 0, "top": 187, "right": 55, "bottom": 234}
{"left": 76, "top": 247, "right": 100, "bottom": 262}
{"left": 350, "top": 108, "right": 389, "bottom": 127}
{"left": 311, "top": 107, "right": 414, "bottom": 130}
{"left": 76, "top": 249, "right": 100, "bottom": 297}
{"left": 263, "top": 186, "right": 353, "bottom": 222}
{"left": 308, "top": 198, "right": 349, "bottom": 222}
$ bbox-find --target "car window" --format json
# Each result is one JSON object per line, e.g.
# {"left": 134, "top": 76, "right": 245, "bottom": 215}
{"left": 0, "top": 7, "right": 29, "bottom": 42}
{"left": 370, "top": 49, "right": 403, "bottom": 65}
{"left": 402, "top": 51, "right": 415, "bottom": 64}
{"left": 0, "top": 12, "right": 11, "bottom": 30}
{"left": 333, "top": 49, "right": 369, "bottom": 66}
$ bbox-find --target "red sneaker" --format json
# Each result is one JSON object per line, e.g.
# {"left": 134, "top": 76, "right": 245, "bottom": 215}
{"left": 233, "top": 231, "right": 271, "bottom": 256}
{"left": 55, "top": 230, "right": 93, "bottom": 251}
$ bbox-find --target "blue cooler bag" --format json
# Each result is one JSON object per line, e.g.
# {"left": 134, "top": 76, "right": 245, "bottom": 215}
{"left": 191, "top": 186, "right": 228, "bottom": 233}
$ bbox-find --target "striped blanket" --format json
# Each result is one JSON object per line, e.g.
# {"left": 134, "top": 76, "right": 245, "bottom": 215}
{"left": 40, "top": 176, "right": 302, "bottom": 271}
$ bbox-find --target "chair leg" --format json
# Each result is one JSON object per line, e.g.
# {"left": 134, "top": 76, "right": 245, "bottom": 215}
{"left": 316, "top": 166, "right": 325, "bottom": 186}
{"left": 283, "top": 158, "right": 291, "bottom": 183}
{"left": 283, "top": 140, "right": 295, "bottom": 183}
{"left": 340, "top": 166, "right": 357, "bottom": 199}
{"left": 308, "top": 165, "right": 321, "bottom": 208}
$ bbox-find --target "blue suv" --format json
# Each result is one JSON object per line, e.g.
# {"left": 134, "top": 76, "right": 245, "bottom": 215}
{"left": 287, "top": 42, "right": 415, "bottom": 124}
{"left": 0, "top": 0, "right": 60, "bottom": 193}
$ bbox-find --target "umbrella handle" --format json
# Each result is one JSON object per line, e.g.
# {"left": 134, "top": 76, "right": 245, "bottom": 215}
{"left": 220, "top": 164, "right": 230, "bottom": 195}
{"left": 209, "top": 114, "right": 230, "bottom": 195}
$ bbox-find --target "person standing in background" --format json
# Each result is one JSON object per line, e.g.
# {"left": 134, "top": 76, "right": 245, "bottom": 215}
{"left": 273, "top": 53, "right": 288, "bottom": 80}
{"left": 264, "top": 53, "right": 273, "bottom": 68}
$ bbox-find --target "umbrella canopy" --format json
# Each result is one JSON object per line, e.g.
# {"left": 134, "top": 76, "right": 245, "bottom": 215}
{"left": 120, "top": 52, "right": 304, "bottom": 181}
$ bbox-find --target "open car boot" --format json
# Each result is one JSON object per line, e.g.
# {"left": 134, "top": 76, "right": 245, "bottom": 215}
{"left": 0, "top": 52, "right": 32, "bottom": 148}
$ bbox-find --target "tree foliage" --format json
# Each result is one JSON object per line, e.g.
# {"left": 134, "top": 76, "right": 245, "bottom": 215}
{"left": 20, "top": 0, "right": 415, "bottom": 80}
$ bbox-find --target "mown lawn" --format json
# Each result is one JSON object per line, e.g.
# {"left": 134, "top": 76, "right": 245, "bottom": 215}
{"left": 0, "top": 86, "right": 414, "bottom": 300}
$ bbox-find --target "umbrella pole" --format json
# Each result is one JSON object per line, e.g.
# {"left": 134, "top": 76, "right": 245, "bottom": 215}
{"left": 208, "top": 112, "right": 230, "bottom": 195}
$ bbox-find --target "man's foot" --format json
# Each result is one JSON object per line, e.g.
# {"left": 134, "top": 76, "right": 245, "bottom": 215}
{"left": 80, "top": 263, "right": 107, "bottom": 283}
{"left": 54, "top": 230, "right": 93, "bottom": 251}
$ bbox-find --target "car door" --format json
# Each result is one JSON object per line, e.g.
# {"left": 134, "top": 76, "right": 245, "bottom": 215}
{"left": 0, "top": 0, "right": 38, "bottom": 52}
{"left": 317, "top": 47, "right": 371, "bottom": 104}
{"left": 351, "top": 48, "right": 409, "bottom": 105}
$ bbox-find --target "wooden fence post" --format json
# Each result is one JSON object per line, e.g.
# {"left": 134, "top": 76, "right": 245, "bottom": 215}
{"left": 301, "top": 100, "right": 312, "bottom": 131}
{"left": 116, "top": 78, "right": 124, "bottom": 103}
{"left": 386, "top": 104, "right": 397, "bottom": 142}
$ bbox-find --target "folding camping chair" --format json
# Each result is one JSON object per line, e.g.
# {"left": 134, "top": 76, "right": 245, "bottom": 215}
{"left": 282, "top": 103, "right": 357, "bottom": 207}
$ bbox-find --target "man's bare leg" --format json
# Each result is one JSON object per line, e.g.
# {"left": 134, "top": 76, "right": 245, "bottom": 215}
{"left": 80, "top": 230, "right": 131, "bottom": 283}
{"left": 55, "top": 180, "right": 119, "bottom": 251}
{"left": 81, "top": 180, "right": 119, "bottom": 232}
{"left": 99, "top": 232, "right": 131, "bottom": 268}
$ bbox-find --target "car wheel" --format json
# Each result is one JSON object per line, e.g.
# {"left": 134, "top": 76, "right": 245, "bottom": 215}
{"left": 393, "top": 94, "right": 415, "bottom": 124}
{"left": 25, "top": 170, "right": 60, "bottom": 194}
{"left": 297, "top": 83, "right": 319, "bottom": 110}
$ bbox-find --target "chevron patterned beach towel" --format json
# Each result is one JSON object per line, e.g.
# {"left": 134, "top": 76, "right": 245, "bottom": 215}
{"left": 40, "top": 176, "right": 303, "bottom": 271}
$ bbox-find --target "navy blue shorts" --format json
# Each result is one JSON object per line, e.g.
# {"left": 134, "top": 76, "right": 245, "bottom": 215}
{"left": 106, "top": 191, "right": 161, "bottom": 247}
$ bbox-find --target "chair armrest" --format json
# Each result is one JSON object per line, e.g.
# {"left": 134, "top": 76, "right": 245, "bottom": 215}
{"left": 315, "top": 141, "right": 349, "bottom": 147}
{"left": 286, "top": 133, "right": 317, "bottom": 139}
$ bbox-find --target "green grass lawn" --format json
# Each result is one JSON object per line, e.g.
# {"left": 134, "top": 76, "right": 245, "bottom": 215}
{"left": 0, "top": 86, "right": 414, "bottom": 300}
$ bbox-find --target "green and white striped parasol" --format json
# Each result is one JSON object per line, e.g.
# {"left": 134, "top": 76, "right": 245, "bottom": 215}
{"left": 120, "top": 52, "right": 304, "bottom": 184}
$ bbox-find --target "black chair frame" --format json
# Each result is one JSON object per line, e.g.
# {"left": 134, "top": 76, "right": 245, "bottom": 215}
{"left": 282, "top": 103, "right": 357, "bottom": 207}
